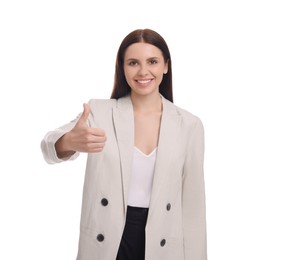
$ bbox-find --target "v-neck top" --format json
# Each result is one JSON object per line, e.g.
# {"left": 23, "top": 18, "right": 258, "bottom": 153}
{"left": 127, "top": 147, "right": 157, "bottom": 208}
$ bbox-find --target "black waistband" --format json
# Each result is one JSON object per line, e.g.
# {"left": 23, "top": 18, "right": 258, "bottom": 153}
{"left": 127, "top": 205, "right": 149, "bottom": 214}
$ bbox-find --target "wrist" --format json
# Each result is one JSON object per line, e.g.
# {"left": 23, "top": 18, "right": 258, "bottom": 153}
{"left": 55, "top": 134, "right": 75, "bottom": 159}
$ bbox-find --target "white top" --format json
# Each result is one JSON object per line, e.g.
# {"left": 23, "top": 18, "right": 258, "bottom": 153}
{"left": 127, "top": 147, "right": 157, "bottom": 208}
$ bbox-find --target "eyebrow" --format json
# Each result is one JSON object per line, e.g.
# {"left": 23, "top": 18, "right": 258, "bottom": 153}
{"left": 125, "top": 57, "right": 160, "bottom": 61}
{"left": 127, "top": 57, "right": 159, "bottom": 60}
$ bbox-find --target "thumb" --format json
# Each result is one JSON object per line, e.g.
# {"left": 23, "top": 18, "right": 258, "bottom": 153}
{"left": 77, "top": 103, "right": 90, "bottom": 125}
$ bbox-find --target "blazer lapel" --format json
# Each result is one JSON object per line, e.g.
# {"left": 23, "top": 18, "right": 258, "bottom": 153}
{"left": 112, "top": 95, "right": 134, "bottom": 212}
{"left": 112, "top": 95, "right": 181, "bottom": 215}
{"left": 149, "top": 96, "right": 182, "bottom": 215}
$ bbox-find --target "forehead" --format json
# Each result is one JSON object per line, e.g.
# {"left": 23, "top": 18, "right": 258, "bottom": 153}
{"left": 124, "top": 42, "right": 163, "bottom": 59}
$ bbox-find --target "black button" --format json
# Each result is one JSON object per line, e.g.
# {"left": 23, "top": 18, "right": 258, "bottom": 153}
{"left": 96, "top": 234, "right": 104, "bottom": 242}
{"left": 166, "top": 203, "right": 171, "bottom": 211}
{"left": 160, "top": 239, "right": 166, "bottom": 247}
{"left": 101, "top": 198, "right": 108, "bottom": 206}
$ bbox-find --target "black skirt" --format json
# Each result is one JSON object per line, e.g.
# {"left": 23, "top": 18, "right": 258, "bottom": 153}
{"left": 116, "top": 206, "right": 149, "bottom": 260}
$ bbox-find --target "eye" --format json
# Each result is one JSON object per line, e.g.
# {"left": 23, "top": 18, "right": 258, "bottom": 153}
{"left": 149, "top": 59, "right": 158, "bottom": 65}
{"left": 128, "top": 60, "right": 138, "bottom": 66}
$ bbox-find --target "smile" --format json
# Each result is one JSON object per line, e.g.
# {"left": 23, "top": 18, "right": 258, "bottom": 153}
{"left": 136, "top": 79, "right": 152, "bottom": 84}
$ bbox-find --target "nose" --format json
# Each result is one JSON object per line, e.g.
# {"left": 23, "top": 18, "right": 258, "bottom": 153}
{"left": 138, "top": 64, "right": 149, "bottom": 76}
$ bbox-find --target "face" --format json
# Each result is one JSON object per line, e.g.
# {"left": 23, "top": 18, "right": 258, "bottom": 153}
{"left": 123, "top": 42, "right": 168, "bottom": 97}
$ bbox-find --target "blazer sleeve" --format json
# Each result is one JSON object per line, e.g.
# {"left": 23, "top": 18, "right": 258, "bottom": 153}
{"left": 40, "top": 113, "right": 82, "bottom": 164}
{"left": 182, "top": 117, "right": 207, "bottom": 260}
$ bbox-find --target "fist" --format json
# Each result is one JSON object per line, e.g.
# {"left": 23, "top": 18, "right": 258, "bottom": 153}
{"left": 63, "top": 103, "right": 107, "bottom": 153}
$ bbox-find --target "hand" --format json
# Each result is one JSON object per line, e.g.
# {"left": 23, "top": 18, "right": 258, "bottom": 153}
{"left": 56, "top": 103, "right": 107, "bottom": 156}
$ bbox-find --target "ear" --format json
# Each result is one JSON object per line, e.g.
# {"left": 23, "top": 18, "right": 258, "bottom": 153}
{"left": 164, "top": 60, "right": 169, "bottom": 74}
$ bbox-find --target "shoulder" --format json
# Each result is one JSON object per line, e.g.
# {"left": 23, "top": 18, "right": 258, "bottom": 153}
{"left": 86, "top": 96, "right": 131, "bottom": 121}
{"left": 86, "top": 99, "right": 117, "bottom": 124}
{"left": 163, "top": 97, "right": 203, "bottom": 129}
{"left": 88, "top": 98, "right": 117, "bottom": 109}
{"left": 87, "top": 95, "right": 131, "bottom": 110}
{"left": 176, "top": 105, "right": 204, "bottom": 135}
{"left": 177, "top": 105, "right": 202, "bottom": 125}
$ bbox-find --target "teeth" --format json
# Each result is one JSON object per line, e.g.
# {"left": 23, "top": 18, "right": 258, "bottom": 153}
{"left": 137, "top": 80, "right": 151, "bottom": 83}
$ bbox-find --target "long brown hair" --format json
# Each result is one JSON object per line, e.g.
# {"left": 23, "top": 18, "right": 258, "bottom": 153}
{"left": 110, "top": 29, "right": 173, "bottom": 102}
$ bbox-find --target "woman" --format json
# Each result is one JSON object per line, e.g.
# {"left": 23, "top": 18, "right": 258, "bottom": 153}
{"left": 41, "top": 28, "right": 207, "bottom": 260}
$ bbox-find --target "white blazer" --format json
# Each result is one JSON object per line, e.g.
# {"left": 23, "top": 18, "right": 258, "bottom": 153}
{"left": 41, "top": 95, "right": 207, "bottom": 260}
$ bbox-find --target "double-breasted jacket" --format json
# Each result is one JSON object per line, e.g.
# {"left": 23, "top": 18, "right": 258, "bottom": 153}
{"left": 41, "top": 95, "right": 207, "bottom": 260}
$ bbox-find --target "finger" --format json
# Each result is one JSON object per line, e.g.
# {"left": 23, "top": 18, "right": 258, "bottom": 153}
{"left": 86, "top": 142, "right": 106, "bottom": 153}
{"left": 77, "top": 103, "right": 90, "bottom": 126}
{"left": 89, "top": 127, "right": 106, "bottom": 137}
{"left": 83, "top": 133, "right": 107, "bottom": 143}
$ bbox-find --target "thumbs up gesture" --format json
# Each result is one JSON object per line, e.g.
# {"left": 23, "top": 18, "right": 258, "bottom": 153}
{"left": 55, "top": 103, "right": 107, "bottom": 158}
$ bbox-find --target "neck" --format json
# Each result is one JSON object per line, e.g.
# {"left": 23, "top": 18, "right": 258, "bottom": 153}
{"left": 130, "top": 92, "right": 162, "bottom": 113}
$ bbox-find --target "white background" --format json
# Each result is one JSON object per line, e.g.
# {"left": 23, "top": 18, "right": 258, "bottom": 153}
{"left": 1, "top": 0, "right": 288, "bottom": 259}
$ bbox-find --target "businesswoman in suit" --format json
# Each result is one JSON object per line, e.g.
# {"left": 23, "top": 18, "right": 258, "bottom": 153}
{"left": 41, "top": 28, "right": 207, "bottom": 260}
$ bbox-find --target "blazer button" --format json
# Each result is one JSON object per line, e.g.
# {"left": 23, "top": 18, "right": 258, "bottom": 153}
{"left": 160, "top": 239, "right": 166, "bottom": 247}
{"left": 96, "top": 234, "right": 104, "bottom": 242}
{"left": 166, "top": 203, "right": 171, "bottom": 211}
{"left": 101, "top": 198, "right": 109, "bottom": 206}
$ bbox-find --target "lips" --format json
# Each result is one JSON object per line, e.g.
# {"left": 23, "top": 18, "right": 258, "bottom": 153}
{"left": 136, "top": 79, "right": 152, "bottom": 84}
